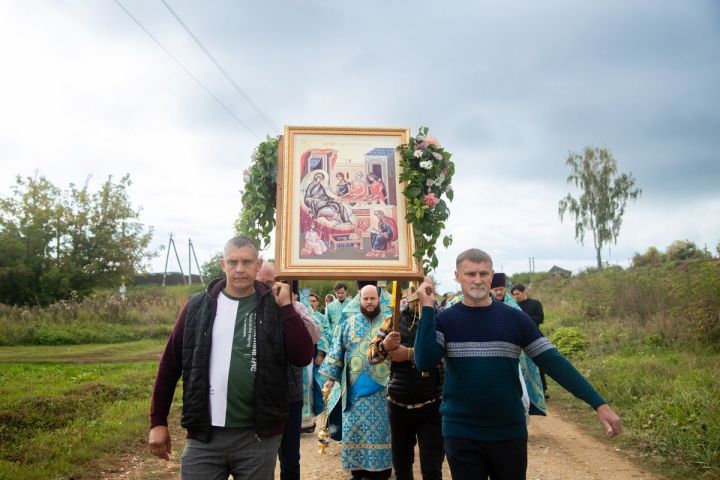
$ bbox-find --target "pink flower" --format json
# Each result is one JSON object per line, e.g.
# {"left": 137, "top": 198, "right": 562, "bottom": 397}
{"left": 426, "top": 135, "right": 440, "bottom": 147}
{"left": 423, "top": 193, "right": 439, "bottom": 208}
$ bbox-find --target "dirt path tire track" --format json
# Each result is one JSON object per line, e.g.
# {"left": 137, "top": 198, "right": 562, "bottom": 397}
{"left": 103, "top": 407, "right": 663, "bottom": 480}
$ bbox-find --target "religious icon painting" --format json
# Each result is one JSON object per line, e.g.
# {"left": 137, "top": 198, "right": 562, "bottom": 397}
{"left": 275, "top": 126, "right": 423, "bottom": 280}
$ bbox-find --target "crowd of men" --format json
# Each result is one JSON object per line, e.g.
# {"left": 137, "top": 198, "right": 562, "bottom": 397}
{"left": 148, "top": 235, "right": 622, "bottom": 480}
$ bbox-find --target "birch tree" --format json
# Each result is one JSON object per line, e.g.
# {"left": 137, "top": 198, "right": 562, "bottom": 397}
{"left": 559, "top": 147, "right": 641, "bottom": 269}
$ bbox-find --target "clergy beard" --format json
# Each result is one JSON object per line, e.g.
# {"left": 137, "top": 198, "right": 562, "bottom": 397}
{"left": 360, "top": 305, "right": 379, "bottom": 319}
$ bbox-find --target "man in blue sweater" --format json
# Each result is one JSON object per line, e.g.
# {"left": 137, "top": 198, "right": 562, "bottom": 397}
{"left": 414, "top": 248, "right": 621, "bottom": 480}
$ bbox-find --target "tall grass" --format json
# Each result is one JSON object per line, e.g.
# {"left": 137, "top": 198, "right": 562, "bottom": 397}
{"left": 0, "top": 284, "right": 202, "bottom": 346}
{"left": 547, "top": 342, "right": 719, "bottom": 479}
{"left": 531, "top": 258, "right": 720, "bottom": 479}
{"left": 533, "top": 258, "right": 720, "bottom": 345}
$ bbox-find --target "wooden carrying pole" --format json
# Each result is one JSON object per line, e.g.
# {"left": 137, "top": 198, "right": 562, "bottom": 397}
{"left": 392, "top": 281, "right": 402, "bottom": 332}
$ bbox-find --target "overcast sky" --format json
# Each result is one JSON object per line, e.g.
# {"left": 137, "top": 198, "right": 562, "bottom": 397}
{"left": 1, "top": 1, "right": 718, "bottom": 291}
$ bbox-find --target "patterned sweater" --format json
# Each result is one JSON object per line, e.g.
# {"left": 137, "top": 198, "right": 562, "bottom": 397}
{"left": 414, "top": 302, "right": 605, "bottom": 441}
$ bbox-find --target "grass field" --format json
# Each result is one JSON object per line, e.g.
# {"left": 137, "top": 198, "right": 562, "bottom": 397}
{"left": 0, "top": 340, "right": 172, "bottom": 480}
{"left": 542, "top": 309, "right": 720, "bottom": 480}
{"left": 1, "top": 261, "right": 718, "bottom": 479}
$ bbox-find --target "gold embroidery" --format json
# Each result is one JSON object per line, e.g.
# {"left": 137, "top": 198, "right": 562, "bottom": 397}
{"left": 343, "top": 443, "right": 392, "bottom": 449}
{"left": 325, "top": 356, "right": 344, "bottom": 367}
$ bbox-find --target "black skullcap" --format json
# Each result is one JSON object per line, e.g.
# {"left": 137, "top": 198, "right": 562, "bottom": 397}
{"left": 491, "top": 273, "right": 507, "bottom": 289}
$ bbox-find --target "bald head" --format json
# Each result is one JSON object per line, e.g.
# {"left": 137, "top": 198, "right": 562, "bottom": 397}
{"left": 360, "top": 285, "right": 378, "bottom": 298}
{"left": 256, "top": 261, "right": 275, "bottom": 286}
{"left": 359, "top": 284, "right": 380, "bottom": 319}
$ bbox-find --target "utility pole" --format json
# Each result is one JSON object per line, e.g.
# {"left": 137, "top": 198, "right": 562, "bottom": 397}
{"left": 191, "top": 240, "right": 204, "bottom": 284}
{"left": 162, "top": 233, "right": 187, "bottom": 286}
{"left": 188, "top": 239, "right": 204, "bottom": 285}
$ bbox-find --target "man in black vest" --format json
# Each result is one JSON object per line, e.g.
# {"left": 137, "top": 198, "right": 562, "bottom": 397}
{"left": 256, "top": 263, "right": 321, "bottom": 480}
{"left": 368, "top": 279, "right": 445, "bottom": 480}
{"left": 511, "top": 283, "right": 548, "bottom": 397}
{"left": 148, "top": 236, "right": 314, "bottom": 480}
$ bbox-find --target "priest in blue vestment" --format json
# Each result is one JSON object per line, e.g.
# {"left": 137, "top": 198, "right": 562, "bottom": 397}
{"left": 319, "top": 284, "right": 393, "bottom": 480}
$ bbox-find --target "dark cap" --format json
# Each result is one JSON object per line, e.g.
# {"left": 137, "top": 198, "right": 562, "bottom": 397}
{"left": 491, "top": 273, "right": 506, "bottom": 289}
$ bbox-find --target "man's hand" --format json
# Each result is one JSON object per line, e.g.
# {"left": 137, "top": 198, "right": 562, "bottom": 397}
{"left": 382, "top": 331, "right": 401, "bottom": 352}
{"left": 416, "top": 281, "right": 435, "bottom": 308}
{"left": 596, "top": 404, "right": 622, "bottom": 437}
{"left": 273, "top": 282, "right": 292, "bottom": 307}
{"left": 315, "top": 352, "right": 325, "bottom": 366}
{"left": 148, "top": 425, "right": 171, "bottom": 460}
{"left": 387, "top": 345, "right": 412, "bottom": 363}
{"left": 323, "top": 380, "right": 334, "bottom": 391}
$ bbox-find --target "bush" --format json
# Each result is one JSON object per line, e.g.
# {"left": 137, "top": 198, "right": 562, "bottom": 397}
{"left": 201, "top": 252, "right": 224, "bottom": 281}
{"left": 550, "top": 327, "right": 589, "bottom": 356}
{"left": 665, "top": 240, "right": 712, "bottom": 262}
{"left": 632, "top": 246, "right": 662, "bottom": 267}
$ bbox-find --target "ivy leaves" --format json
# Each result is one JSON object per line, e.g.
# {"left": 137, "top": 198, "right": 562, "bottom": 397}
{"left": 234, "top": 136, "right": 279, "bottom": 249}
{"left": 236, "top": 127, "right": 456, "bottom": 273}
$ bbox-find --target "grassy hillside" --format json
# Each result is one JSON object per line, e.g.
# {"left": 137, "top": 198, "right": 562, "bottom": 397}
{"left": 0, "top": 265, "right": 717, "bottom": 479}
{"left": 520, "top": 258, "right": 719, "bottom": 479}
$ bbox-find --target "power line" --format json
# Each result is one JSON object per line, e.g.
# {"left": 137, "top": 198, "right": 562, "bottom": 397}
{"left": 113, "top": 0, "right": 260, "bottom": 140}
{"left": 160, "top": 0, "right": 279, "bottom": 135}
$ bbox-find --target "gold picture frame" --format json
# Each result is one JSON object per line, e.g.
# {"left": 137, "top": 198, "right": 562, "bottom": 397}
{"left": 275, "top": 126, "right": 423, "bottom": 280}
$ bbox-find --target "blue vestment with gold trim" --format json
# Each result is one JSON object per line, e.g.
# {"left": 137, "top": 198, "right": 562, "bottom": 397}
{"left": 319, "top": 310, "right": 392, "bottom": 472}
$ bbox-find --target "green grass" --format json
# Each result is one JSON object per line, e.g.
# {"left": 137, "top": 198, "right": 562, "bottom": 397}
{"left": 0, "top": 339, "right": 164, "bottom": 363}
{"left": 0, "top": 284, "right": 199, "bottom": 346}
{"left": 543, "top": 309, "right": 720, "bottom": 479}
{"left": 0, "top": 341, "right": 175, "bottom": 480}
{"left": 521, "top": 259, "right": 720, "bottom": 478}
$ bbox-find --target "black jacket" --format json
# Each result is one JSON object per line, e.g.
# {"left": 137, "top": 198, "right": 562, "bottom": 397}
{"left": 518, "top": 297, "right": 544, "bottom": 328}
{"left": 388, "top": 308, "right": 444, "bottom": 405}
{"left": 150, "top": 278, "right": 314, "bottom": 442}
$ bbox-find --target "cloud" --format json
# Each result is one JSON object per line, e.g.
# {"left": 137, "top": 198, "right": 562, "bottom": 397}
{"left": 1, "top": 0, "right": 718, "bottom": 288}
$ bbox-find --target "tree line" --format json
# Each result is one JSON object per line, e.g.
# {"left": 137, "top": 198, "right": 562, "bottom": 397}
{"left": 0, "top": 173, "right": 153, "bottom": 305}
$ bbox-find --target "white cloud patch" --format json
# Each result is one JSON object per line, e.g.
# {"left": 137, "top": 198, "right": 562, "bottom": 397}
{"left": 1, "top": 1, "right": 718, "bottom": 287}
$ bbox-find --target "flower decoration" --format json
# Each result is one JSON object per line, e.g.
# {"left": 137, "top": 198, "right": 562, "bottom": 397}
{"left": 423, "top": 192, "right": 440, "bottom": 207}
{"left": 235, "top": 127, "right": 455, "bottom": 271}
{"left": 234, "top": 135, "right": 279, "bottom": 249}
{"left": 397, "top": 126, "right": 455, "bottom": 272}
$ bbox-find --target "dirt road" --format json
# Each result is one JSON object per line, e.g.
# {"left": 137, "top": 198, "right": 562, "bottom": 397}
{"left": 108, "top": 407, "right": 662, "bottom": 480}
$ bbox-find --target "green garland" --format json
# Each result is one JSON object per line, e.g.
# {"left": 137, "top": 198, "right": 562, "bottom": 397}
{"left": 234, "top": 135, "right": 279, "bottom": 249}
{"left": 236, "top": 127, "right": 455, "bottom": 272}
{"left": 397, "top": 126, "right": 455, "bottom": 272}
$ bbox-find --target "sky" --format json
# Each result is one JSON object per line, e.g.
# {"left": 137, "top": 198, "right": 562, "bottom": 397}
{"left": 1, "top": 1, "right": 719, "bottom": 292}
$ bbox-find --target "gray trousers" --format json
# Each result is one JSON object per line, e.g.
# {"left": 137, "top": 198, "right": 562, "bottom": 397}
{"left": 181, "top": 427, "right": 281, "bottom": 480}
